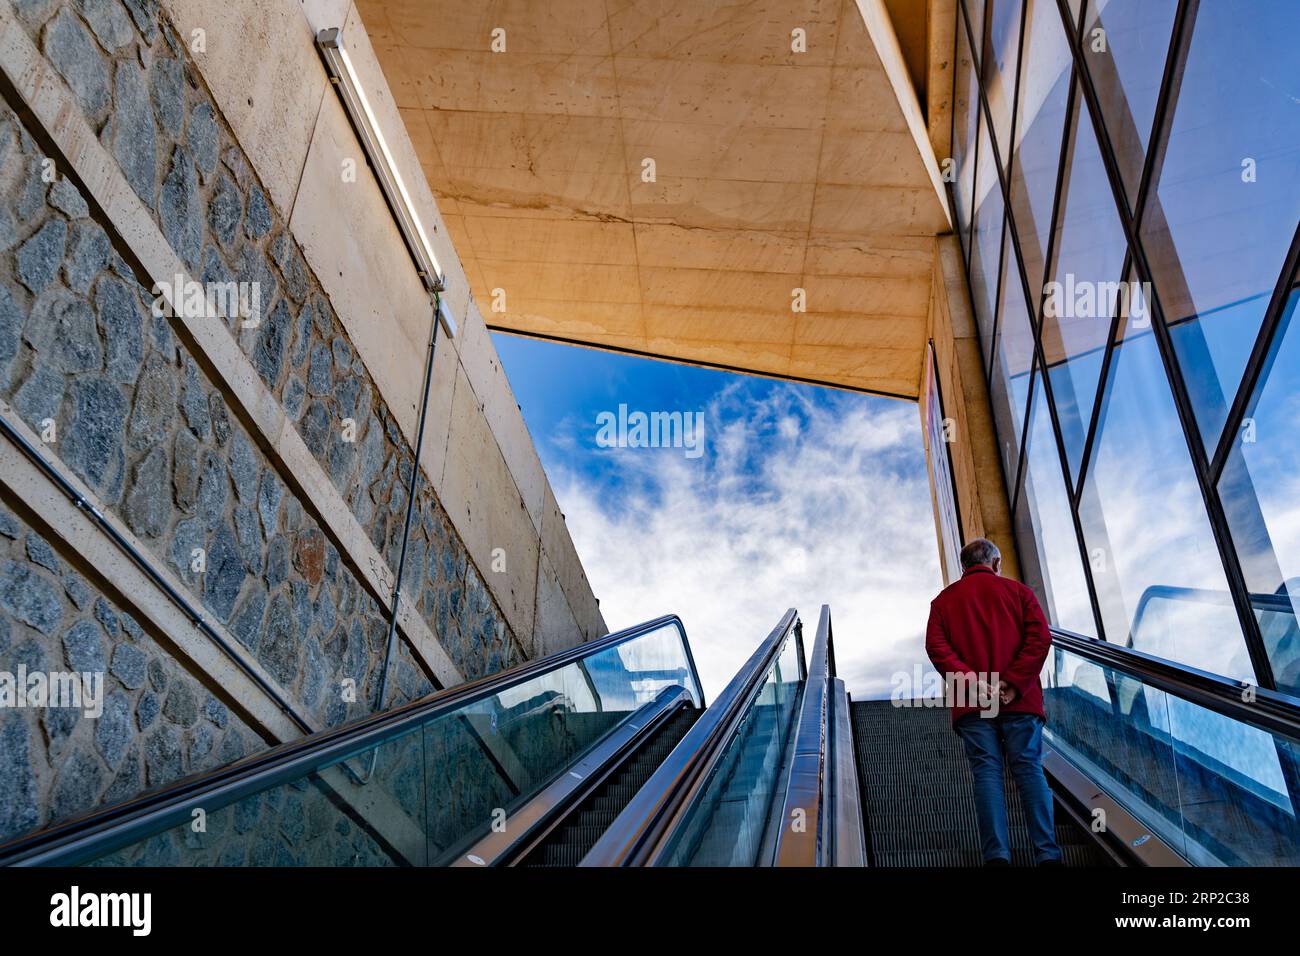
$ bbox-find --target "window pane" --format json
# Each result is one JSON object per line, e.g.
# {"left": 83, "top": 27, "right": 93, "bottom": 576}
{"left": 1141, "top": 0, "right": 1300, "bottom": 450}
{"left": 1017, "top": 372, "right": 1096, "bottom": 635}
{"left": 981, "top": 0, "right": 1024, "bottom": 168}
{"left": 969, "top": 114, "right": 1005, "bottom": 337}
{"left": 1165, "top": 696, "right": 1300, "bottom": 866}
{"left": 1081, "top": 0, "right": 1178, "bottom": 208}
{"left": 1077, "top": 290, "right": 1253, "bottom": 681}
{"left": 1008, "top": 0, "right": 1072, "bottom": 303}
{"left": 989, "top": 230, "right": 1035, "bottom": 490}
{"left": 953, "top": 16, "right": 980, "bottom": 258}
{"left": 1218, "top": 283, "right": 1300, "bottom": 694}
{"left": 962, "top": 0, "right": 986, "bottom": 65}
{"left": 1041, "top": 82, "right": 1128, "bottom": 480}
{"left": 1044, "top": 650, "right": 1188, "bottom": 860}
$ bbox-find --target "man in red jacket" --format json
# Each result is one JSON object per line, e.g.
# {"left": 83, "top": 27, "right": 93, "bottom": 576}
{"left": 925, "top": 538, "right": 1062, "bottom": 867}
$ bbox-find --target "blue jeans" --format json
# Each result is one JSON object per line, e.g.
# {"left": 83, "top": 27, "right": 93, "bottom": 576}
{"left": 955, "top": 712, "right": 1062, "bottom": 864}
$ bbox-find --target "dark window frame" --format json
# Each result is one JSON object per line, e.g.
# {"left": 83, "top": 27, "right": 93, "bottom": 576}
{"left": 951, "top": 0, "right": 1300, "bottom": 689}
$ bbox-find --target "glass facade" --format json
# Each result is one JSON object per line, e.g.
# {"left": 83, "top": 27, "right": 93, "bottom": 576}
{"left": 951, "top": 0, "right": 1300, "bottom": 694}
{"left": 1140, "top": 0, "right": 1300, "bottom": 452}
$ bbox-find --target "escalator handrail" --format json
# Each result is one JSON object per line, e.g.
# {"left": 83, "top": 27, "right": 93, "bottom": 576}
{"left": 772, "top": 604, "right": 832, "bottom": 866}
{"left": 771, "top": 605, "right": 867, "bottom": 867}
{"left": 0, "top": 613, "right": 703, "bottom": 866}
{"left": 580, "top": 608, "right": 803, "bottom": 867}
{"left": 1050, "top": 627, "right": 1300, "bottom": 740}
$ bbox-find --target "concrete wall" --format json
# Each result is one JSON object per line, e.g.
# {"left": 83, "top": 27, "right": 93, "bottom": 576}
{"left": 0, "top": 0, "right": 602, "bottom": 847}
{"left": 921, "top": 234, "right": 1020, "bottom": 585}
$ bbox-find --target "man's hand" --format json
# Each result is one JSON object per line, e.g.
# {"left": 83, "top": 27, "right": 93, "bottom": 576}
{"left": 998, "top": 680, "right": 1018, "bottom": 706}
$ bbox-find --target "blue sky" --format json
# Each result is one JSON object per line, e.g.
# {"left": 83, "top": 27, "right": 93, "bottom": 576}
{"left": 493, "top": 333, "right": 945, "bottom": 701}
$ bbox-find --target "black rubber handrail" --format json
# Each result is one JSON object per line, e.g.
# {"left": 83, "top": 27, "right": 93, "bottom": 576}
{"left": 1050, "top": 627, "right": 1300, "bottom": 741}
{"left": 581, "top": 608, "right": 803, "bottom": 867}
{"left": 0, "top": 614, "right": 704, "bottom": 866}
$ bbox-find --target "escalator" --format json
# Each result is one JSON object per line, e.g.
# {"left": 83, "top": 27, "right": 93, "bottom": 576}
{"left": 3, "top": 601, "right": 1299, "bottom": 868}
{"left": 570, "top": 603, "right": 1300, "bottom": 868}
{"left": 518, "top": 707, "right": 700, "bottom": 867}
{"left": 0, "top": 615, "right": 709, "bottom": 867}
{"left": 850, "top": 699, "right": 1113, "bottom": 867}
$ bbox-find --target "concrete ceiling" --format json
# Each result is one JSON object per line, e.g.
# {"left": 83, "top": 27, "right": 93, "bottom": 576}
{"left": 357, "top": 0, "right": 950, "bottom": 398}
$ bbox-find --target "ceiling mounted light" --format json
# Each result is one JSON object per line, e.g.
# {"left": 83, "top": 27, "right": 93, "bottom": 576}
{"left": 316, "top": 27, "right": 446, "bottom": 297}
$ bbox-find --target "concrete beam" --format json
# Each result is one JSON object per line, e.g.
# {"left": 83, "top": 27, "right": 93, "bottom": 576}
{"left": 923, "top": 234, "right": 1020, "bottom": 582}
{"left": 853, "top": 0, "right": 953, "bottom": 233}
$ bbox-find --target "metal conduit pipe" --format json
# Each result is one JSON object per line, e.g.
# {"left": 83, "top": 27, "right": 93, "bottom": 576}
{"left": 346, "top": 291, "right": 445, "bottom": 785}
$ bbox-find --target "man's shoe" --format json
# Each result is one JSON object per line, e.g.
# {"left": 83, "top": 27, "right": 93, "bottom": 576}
{"left": 983, "top": 858, "right": 1011, "bottom": 867}
{"left": 1038, "top": 858, "right": 1065, "bottom": 868}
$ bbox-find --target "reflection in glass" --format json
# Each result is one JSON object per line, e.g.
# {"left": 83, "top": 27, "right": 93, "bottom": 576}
{"left": 1218, "top": 285, "right": 1300, "bottom": 694}
{"left": 1045, "top": 647, "right": 1300, "bottom": 865}
{"left": 969, "top": 114, "right": 1006, "bottom": 339}
{"left": 1043, "top": 649, "right": 1185, "bottom": 858}
{"left": 660, "top": 634, "right": 804, "bottom": 866}
{"left": 1017, "top": 378, "right": 1096, "bottom": 635}
{"left": 1141, "top": 0, "right": 1300, "bottom": 450}
{"left": 1076, "top": 294, "right": 1254, "bottom": 682}
{"left": 981, "top": 0, "right": 1023, "bottom": 167}
{"left": 1007, "top": 0, "right": 1072, "bottom": 303}
{"left": 962, "top": 0, "right": 986, "bottom": 66}
{"left": 1081, "top": 0, "right": 1178, "bottom": 207}
{"left": 988, "top": 231, "right": 1034, "bottom": 488}
{"left": 1165, "top": 697, "right": 1300, "bottom": 866}
{"left": 1041, "top": 83, "right": 1128, "bottom": 480}
{"left": 66, "top": 622, "right": 703, "bottom": 866}
{"left": 953, "top": 16, "right": 980, "bottom": 259}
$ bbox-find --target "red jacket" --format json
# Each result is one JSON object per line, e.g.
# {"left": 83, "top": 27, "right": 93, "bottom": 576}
{"left": 924, "top": 565, "right": 1052, "bottom": 724}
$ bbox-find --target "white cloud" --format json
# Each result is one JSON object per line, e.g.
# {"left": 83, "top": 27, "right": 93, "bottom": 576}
{"left": 549, "top": 383, "right": 946, "bottom": 702}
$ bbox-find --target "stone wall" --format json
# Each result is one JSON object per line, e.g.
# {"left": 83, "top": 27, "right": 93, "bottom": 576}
{"left": 0, "top": 503, "right": 263, "bottom": 843}
{"left": 0, "top": 0, "right": 538, "bottom": 847}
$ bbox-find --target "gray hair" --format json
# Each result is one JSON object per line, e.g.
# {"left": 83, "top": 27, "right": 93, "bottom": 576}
{"left": 959, "top": 538, "right": 1001, "bottom": 570}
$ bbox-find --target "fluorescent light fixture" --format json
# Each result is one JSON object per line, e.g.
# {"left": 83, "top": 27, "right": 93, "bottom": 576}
{"left": 317, "top": 27, "right": 445, "bottom": 294}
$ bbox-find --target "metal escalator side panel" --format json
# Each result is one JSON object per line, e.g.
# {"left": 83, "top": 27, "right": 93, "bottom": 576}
{"left": 1041, "top": 746, "right": 1184, "bottom": 867}
{"left": 773, "top": 604, "right": 832, "bottom": 867}
{"left": 774, "top": 606, "right": 868, "bottom": 868}
{"left": 771, "top": 606, "right": 867, "bottom": 867}
{"left": 828, "top": 679, "right": 868, "bottom": 866}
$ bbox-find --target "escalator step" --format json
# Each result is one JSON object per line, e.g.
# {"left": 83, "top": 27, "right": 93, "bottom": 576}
{"left": 850, "top": 699, "right": 1115, "bottom": 869}
{"left": 519, "top": 708, "right": 701, "bottom": 867}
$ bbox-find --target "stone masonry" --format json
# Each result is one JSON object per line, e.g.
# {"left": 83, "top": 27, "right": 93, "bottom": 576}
{"left": 0, "top": 0, "right": 527, "bottom": 848}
